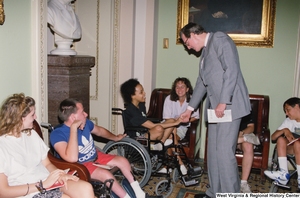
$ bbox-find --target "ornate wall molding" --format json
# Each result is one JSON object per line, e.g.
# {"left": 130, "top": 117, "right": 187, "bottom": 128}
{"left": 293, "top": 17, "right": 300, "bottom": 97}
{"left": 111, "top": 0, "right": 120, "bottom": 133}
{"left": 31, "top": 0, "right": 48, "bottom": 143}
{"left": 39, "top": 0, "right": 47, "bottom": 123}
{"left": 90, "top": 0, "right": 100, "bottom": 100}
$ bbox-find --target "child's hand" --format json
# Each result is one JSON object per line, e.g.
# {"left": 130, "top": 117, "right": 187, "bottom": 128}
{"left": 43, "top": 169, "right": 65, "bottom": 189}
{"left": 176, "top": 117, "right": 183, "bottom": 124}
{"left": 283, "top": 129, "right": 294, "bottom": 142}
{"left": 57, "top": 172, "right": 79, "bottom": 190}
{"left": 115, "top": 134, "right": 127, "bottom": 141}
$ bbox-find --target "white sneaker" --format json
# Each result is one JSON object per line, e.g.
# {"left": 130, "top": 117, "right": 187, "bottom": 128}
{"left": 264, "top": 169, "right": 290, "bottom": 185}
{"left": 158, "top": 167, "right": 167, "bottom": 173}
{"left": 164, "top": 139, "right": 173, "bottom": 146}
{"left": 151, "top": 143, "right": 162, "bottom": 151}
{"left": 240, "top": 182, "right": 252, "bottom": 193}
{"left": 180, "top": 165, "right": 187, "bottom": 175}
{"left": 157, "top": 167, "right": 172, "bottom": 173}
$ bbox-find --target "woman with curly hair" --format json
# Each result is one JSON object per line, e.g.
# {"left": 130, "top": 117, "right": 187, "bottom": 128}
{"left": 0, "top": 93, "right": 94, "bottom": 198}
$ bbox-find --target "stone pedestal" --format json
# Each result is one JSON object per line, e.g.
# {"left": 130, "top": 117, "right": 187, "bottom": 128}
{"left": 48, "top": 55, "right": 95, "bottom": 126}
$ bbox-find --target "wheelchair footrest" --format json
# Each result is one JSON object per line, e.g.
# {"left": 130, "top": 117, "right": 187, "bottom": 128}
{"left": 182, "top": 175, "right": 200, "bottom": 187}
{"left": 273, "top": 181, "right": 291, "bottom": 189}
{"left": 188, "top": 166, "right": 203, "bottom": 177}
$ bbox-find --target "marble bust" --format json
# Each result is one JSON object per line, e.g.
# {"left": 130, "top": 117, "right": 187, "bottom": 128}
{"left": 48, "top": 0, "right": 82, "bottom": 55}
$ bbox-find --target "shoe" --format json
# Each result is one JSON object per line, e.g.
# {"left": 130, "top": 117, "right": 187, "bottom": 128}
{"left": 157, "top": 167, "right": 172, "bottom": 173}
{"left": 151, "top": 139, "right": 173, "bottom": 150}
{"left": 180, "top": 164, "right": 187, "bottom": 175}
{"left": 194, "top": 193, "right": 211, "bottom": 198}
{"left": 264, "top": 169, "right": 290, "bottom": 185}
{"left": 164, "top": 139, "right": 173, "bottom": 146}
{"left": 243, "top": 133, "right": 260, "bottom": 145}
{"left": 240, "top": 182, "right": 252, "bottom": 193}
{"left": 158, "top": 167, "right": 167, "bottom": 173}
{"left": 146, "top": 194, "right": 163, "bottom": 198}
{"left": 151, "top": 143, "right": 162, "bottom": 151}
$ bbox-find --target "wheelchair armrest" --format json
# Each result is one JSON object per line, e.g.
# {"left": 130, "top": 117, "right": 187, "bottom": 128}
{"left": 125, "top": 126, "right": 148, "bottom": 133}
{"left": 48, "top": 152, "right": 91, "bottom": 182}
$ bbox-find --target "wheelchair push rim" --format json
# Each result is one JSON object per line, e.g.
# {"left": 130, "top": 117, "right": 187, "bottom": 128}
{"left": 103, "top": 137, "right": 152, "bottom": 187}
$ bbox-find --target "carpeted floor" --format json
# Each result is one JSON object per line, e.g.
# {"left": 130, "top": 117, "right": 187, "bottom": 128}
{"left": 142, "top": 166, "right": 299, "bottom": 197}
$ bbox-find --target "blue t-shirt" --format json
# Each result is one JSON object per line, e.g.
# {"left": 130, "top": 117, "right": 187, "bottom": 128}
{"left": 50, "top": 119, "right": 97, "bottom": 163}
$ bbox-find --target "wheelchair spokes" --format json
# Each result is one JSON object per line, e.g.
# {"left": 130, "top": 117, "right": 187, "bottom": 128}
{"left": 103, "top": 137, "right": 152, "bottom": 187}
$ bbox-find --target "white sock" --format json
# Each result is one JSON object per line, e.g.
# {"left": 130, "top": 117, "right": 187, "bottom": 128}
{"left": 278, "top": 157, "right": 288, "bottom": 172}
{"left": 297, "top": 165, "right": 300, "bottom": 181}
{"left": 130, "top": 180, "right": 145, "bottom": 198}
{"left": 124, "top": 193, "right": 131, "bottom": 198}
{"left": 241, "top": 180, "right": 247, "bottom": 184}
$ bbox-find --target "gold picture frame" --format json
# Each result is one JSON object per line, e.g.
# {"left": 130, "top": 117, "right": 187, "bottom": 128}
{"left": 177, "top": 0, "right": 276, "bottom": 47}
{"left": 0, "top": 0, "right": 4, "bottom": 25}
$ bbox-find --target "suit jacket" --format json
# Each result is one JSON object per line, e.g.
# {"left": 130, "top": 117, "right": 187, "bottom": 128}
{"left": 189, "top": 32, "right": 251, "bottom": 121}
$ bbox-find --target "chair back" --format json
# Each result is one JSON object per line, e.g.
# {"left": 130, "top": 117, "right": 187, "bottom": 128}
{"left": 33, "top": 120, "right": 43, "bottom": 139}
{"left": 147, "top": 88, "right": 171, "bottom": 119}
{"left": 249, "top": 94, "right": 270, "bottom": 141}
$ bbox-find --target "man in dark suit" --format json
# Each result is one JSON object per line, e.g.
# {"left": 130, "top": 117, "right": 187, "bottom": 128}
{"left": 180, "top": 23, "right": 251, "bottom": 198}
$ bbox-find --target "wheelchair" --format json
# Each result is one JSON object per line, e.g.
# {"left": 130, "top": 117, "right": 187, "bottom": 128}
{"left": 40, "top": 122, "right": 136, "bottom": 198}
{"left": 268, "top": 145, "right": 298, "bottom": 193}
{"left": 102, "top": 108, "right": 203, "bottom": 197}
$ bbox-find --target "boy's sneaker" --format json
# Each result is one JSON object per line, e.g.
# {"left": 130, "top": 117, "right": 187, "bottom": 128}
{"left": 240, "top": 182, "right": 252, "bottom": 193}
{"left": 264, "top": 169, "right": 290, "bottom": 185}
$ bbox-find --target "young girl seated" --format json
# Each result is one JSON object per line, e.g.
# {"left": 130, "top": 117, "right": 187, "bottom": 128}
{"left": 163, "top": 77, "right": 199, "bottom": 174}
{"left": 120, "top": 78, "right": 182, "bottom": 150}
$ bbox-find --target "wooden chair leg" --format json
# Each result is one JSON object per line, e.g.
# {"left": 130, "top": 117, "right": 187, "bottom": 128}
{"left": 260, "top": 169, "right": 266, "bottom": 183}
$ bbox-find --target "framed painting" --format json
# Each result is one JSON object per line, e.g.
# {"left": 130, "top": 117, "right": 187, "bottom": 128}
{"left": 177, "top": 0, "right": 276, "bottom": 47}
{"left": 0, "top": 0, "right": 4, "bottom": 25}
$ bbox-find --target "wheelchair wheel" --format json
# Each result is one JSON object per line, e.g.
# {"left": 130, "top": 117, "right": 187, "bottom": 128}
{"left": 155, "top": 180, "right": 173, "bottom": 198}
{"left": 172, "top": 168, "right": 180, "bottom": 183}
{"left": 103, "top": 137, "right": 152, "bottom": 187}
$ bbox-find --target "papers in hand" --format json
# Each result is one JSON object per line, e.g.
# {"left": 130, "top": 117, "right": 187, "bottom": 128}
{"left": 287, "top": 138, "right": 300, "bottom": 146}
{"left": 93, "top": 162, "right": 115, "bottom": 170}
{"left": 207, "top": 109, "right": 232, "bottom": 123}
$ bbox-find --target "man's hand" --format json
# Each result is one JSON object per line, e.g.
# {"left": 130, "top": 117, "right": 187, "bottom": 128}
{"left": 215, "top": 103, "right": 226, "bottom": 118}
{"left": 180, "top": 109, "right": 192, "bottom": 123}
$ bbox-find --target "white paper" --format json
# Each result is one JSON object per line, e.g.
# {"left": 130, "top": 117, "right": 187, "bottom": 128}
{"left": 207, "top": 109, "right": 232, "bottom": 123}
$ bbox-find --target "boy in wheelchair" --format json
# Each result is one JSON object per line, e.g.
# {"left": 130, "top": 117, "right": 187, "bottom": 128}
{"left": 264, "top": 97, "right": 300, "bottom": 189}
{"left": 50, "top": 98, "right": 161, "bottom": 198}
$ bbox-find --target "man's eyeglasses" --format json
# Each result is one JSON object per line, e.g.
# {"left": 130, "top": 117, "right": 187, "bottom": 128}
{"left": 183, "top": 38, "right": 189, "bottom": 46}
